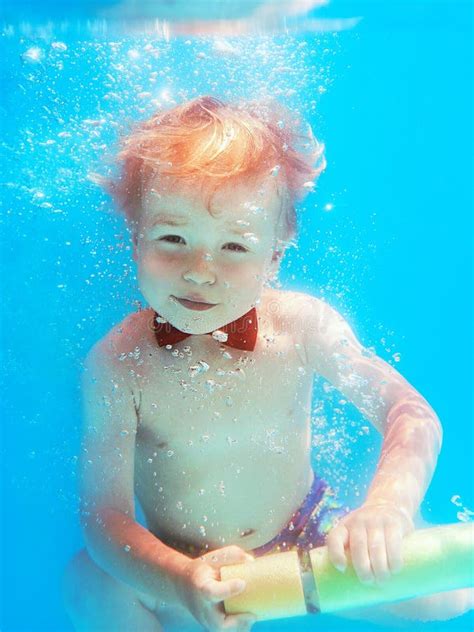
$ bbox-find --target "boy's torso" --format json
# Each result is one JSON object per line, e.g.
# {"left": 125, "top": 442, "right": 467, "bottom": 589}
{"left": 115, "top": 288, "right": 315, "bottom": 554}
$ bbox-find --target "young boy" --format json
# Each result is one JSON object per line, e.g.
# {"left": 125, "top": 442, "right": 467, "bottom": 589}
{"left": 63, "top": 96, "right": 472, "bottom": 631}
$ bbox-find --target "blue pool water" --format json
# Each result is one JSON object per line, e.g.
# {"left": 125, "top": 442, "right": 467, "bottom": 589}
{"left": 1, "top": 1, "right": 472, "bottom": 630}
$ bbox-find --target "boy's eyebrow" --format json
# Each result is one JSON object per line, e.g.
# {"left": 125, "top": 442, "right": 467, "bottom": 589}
{"left": 149, "top": 213, "right": 254, "bottom": 235}
{"left": 150, "top": 214, "right": 188, "bottom": 227}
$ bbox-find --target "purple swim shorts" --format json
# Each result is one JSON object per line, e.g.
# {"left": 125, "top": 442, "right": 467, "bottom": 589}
{"left": 249, "top": 473, "right": 350, "bottom": 557}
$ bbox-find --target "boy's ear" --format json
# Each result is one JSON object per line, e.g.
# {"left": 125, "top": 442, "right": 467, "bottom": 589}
{"left": 266, "top": 248, "right": 283, "bottom": 281}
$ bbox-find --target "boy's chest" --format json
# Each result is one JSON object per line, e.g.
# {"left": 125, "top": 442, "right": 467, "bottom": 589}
{"left": 133, "top": 332, "right": 314, "bottom": 468}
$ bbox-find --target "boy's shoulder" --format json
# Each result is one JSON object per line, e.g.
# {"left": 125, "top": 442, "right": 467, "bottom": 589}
{"left": 262, "top": 287, "right": 326, "bottom": 323}
{"left": 262, "top": 288, "right": 345, "bottom": 349}
{"left": 84, "top": 308, "right": 152, "bottom": 373}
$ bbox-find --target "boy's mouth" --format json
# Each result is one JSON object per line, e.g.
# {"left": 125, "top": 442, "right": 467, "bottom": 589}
{"left": 173, "top": 296, "right": 218, "bottom": 311}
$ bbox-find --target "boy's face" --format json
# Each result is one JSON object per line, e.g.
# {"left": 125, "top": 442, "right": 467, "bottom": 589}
{"left": 134, "top": 175, "right": 286, "bottom": 334}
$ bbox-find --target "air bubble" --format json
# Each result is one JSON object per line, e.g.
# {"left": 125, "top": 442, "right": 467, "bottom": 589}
{"left": 212, "top": 330, "right": 228, "bottom": 343}
{"left": 243, "top": 232, "right": 259, "bottom": 244}
{"left": 51, "top": 41, "right": 67, "bottom": 51}
{"left": 212, "top": 39, "right": 239, "bottom": 56}
{"left": 457, "top": 511, "right": 471, "bottom": 523}
{"left": 22, "top": 47, "right": 43, "bottom": 63}
{"left": 188, "top": 360, "right": 209, "bottom": 377}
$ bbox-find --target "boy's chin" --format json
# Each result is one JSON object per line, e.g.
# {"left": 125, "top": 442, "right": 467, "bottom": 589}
{"left": 174, "top": 315, "right": 220, "bottom": 334}
{"left": 169, "top": 303, "right": 257, "bottom": 334}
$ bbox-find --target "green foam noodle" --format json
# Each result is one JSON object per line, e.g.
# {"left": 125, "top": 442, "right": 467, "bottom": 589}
{"left": 222, "top": 523, "right": 473, "bottom": 620}
{"left": 311, "top": 523, "right": 474, "bottom": 612}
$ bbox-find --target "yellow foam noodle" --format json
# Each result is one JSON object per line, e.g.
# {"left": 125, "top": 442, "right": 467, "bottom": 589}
{"left": 310, "top": 522, "right": 474, "bottom": 613}
{"left": 221, "top": 550, "right": 306, "bottom": 620}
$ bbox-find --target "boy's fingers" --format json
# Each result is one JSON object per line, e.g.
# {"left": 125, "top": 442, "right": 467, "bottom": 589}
{"left": 349, "top": 526, "right": 374, "bottom": 584}
{"left": 384, "top": 524, "right": 403, "bottom": 574}
{"left": 367, "top": 528, "right": 390, "bottom": 583}
{"left": 326, "top": 525, "right": 349, "bottom": 571}
{"left": 205, "top": 578, "right": 247, "bottom": 603}
{"left": 204, "top": 546, "right": 255, "bottom": 567}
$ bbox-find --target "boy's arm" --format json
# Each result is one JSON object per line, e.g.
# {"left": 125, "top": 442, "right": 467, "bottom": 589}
{"left": 79, "top": 337, "right": 190, "bottom": 605}
{"left": 300, "top": 295, "right": 442, "bottom": 517}
{"left": 298, "top": 295, "right": 443, "bottom": 583}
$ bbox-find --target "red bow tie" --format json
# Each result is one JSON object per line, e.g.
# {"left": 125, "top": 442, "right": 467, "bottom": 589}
{"left": 150, "top": 307, "right": 258, "bottom": 351}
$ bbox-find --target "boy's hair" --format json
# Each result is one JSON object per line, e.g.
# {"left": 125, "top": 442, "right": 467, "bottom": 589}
{"left": 105, "top": 95, "right": 326, "bottom": 242}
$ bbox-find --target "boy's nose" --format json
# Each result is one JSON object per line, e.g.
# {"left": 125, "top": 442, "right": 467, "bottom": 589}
{"left": 182, "top": 251, "right": 216, "bottom": 285}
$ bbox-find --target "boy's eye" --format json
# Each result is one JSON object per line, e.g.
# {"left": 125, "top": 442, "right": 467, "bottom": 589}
{"left": 159, "top": 235, "right": 248, "bottom": 253}
{"left": 225, "top": 243, "right": 248, "bottom": 252}
{"left": 160, "top": 235, "right": 184, "bottom": 244}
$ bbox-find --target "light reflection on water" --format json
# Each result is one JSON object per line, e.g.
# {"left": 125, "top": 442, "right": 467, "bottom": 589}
{"left": 2, "top": 0, "right": 361, "bottom": 37}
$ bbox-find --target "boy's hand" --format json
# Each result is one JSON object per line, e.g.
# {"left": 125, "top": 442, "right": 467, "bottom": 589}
{"left": 326, "top": 502, "right": 415, "bottom": 585}
{"left": 173, "top": 545, "right": 258, "bottom": 632}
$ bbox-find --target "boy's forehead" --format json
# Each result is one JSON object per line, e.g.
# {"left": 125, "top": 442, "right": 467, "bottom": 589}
{"left": 142, "top": 176, "right": 282, "bottom": 227}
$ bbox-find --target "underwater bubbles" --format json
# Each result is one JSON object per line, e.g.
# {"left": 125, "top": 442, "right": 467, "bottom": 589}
{"left": 450, "top": 495, "right": 473, "bottom": 523}
{"left": 21, "top": 46, "right": 43, "bottom": 63}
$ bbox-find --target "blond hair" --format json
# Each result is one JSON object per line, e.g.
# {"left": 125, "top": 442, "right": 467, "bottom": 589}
{"left": 106, "top": 95, "right": 326, "bottom": 240}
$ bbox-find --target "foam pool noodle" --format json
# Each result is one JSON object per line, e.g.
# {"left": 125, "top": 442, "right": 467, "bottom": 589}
{"left": 221, "top": 523, "right": 473, "bottom": 621}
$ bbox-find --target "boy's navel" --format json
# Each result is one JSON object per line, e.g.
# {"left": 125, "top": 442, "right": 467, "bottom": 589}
{"left": 240, "top": 528, "right": 256, "bottom": 537}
